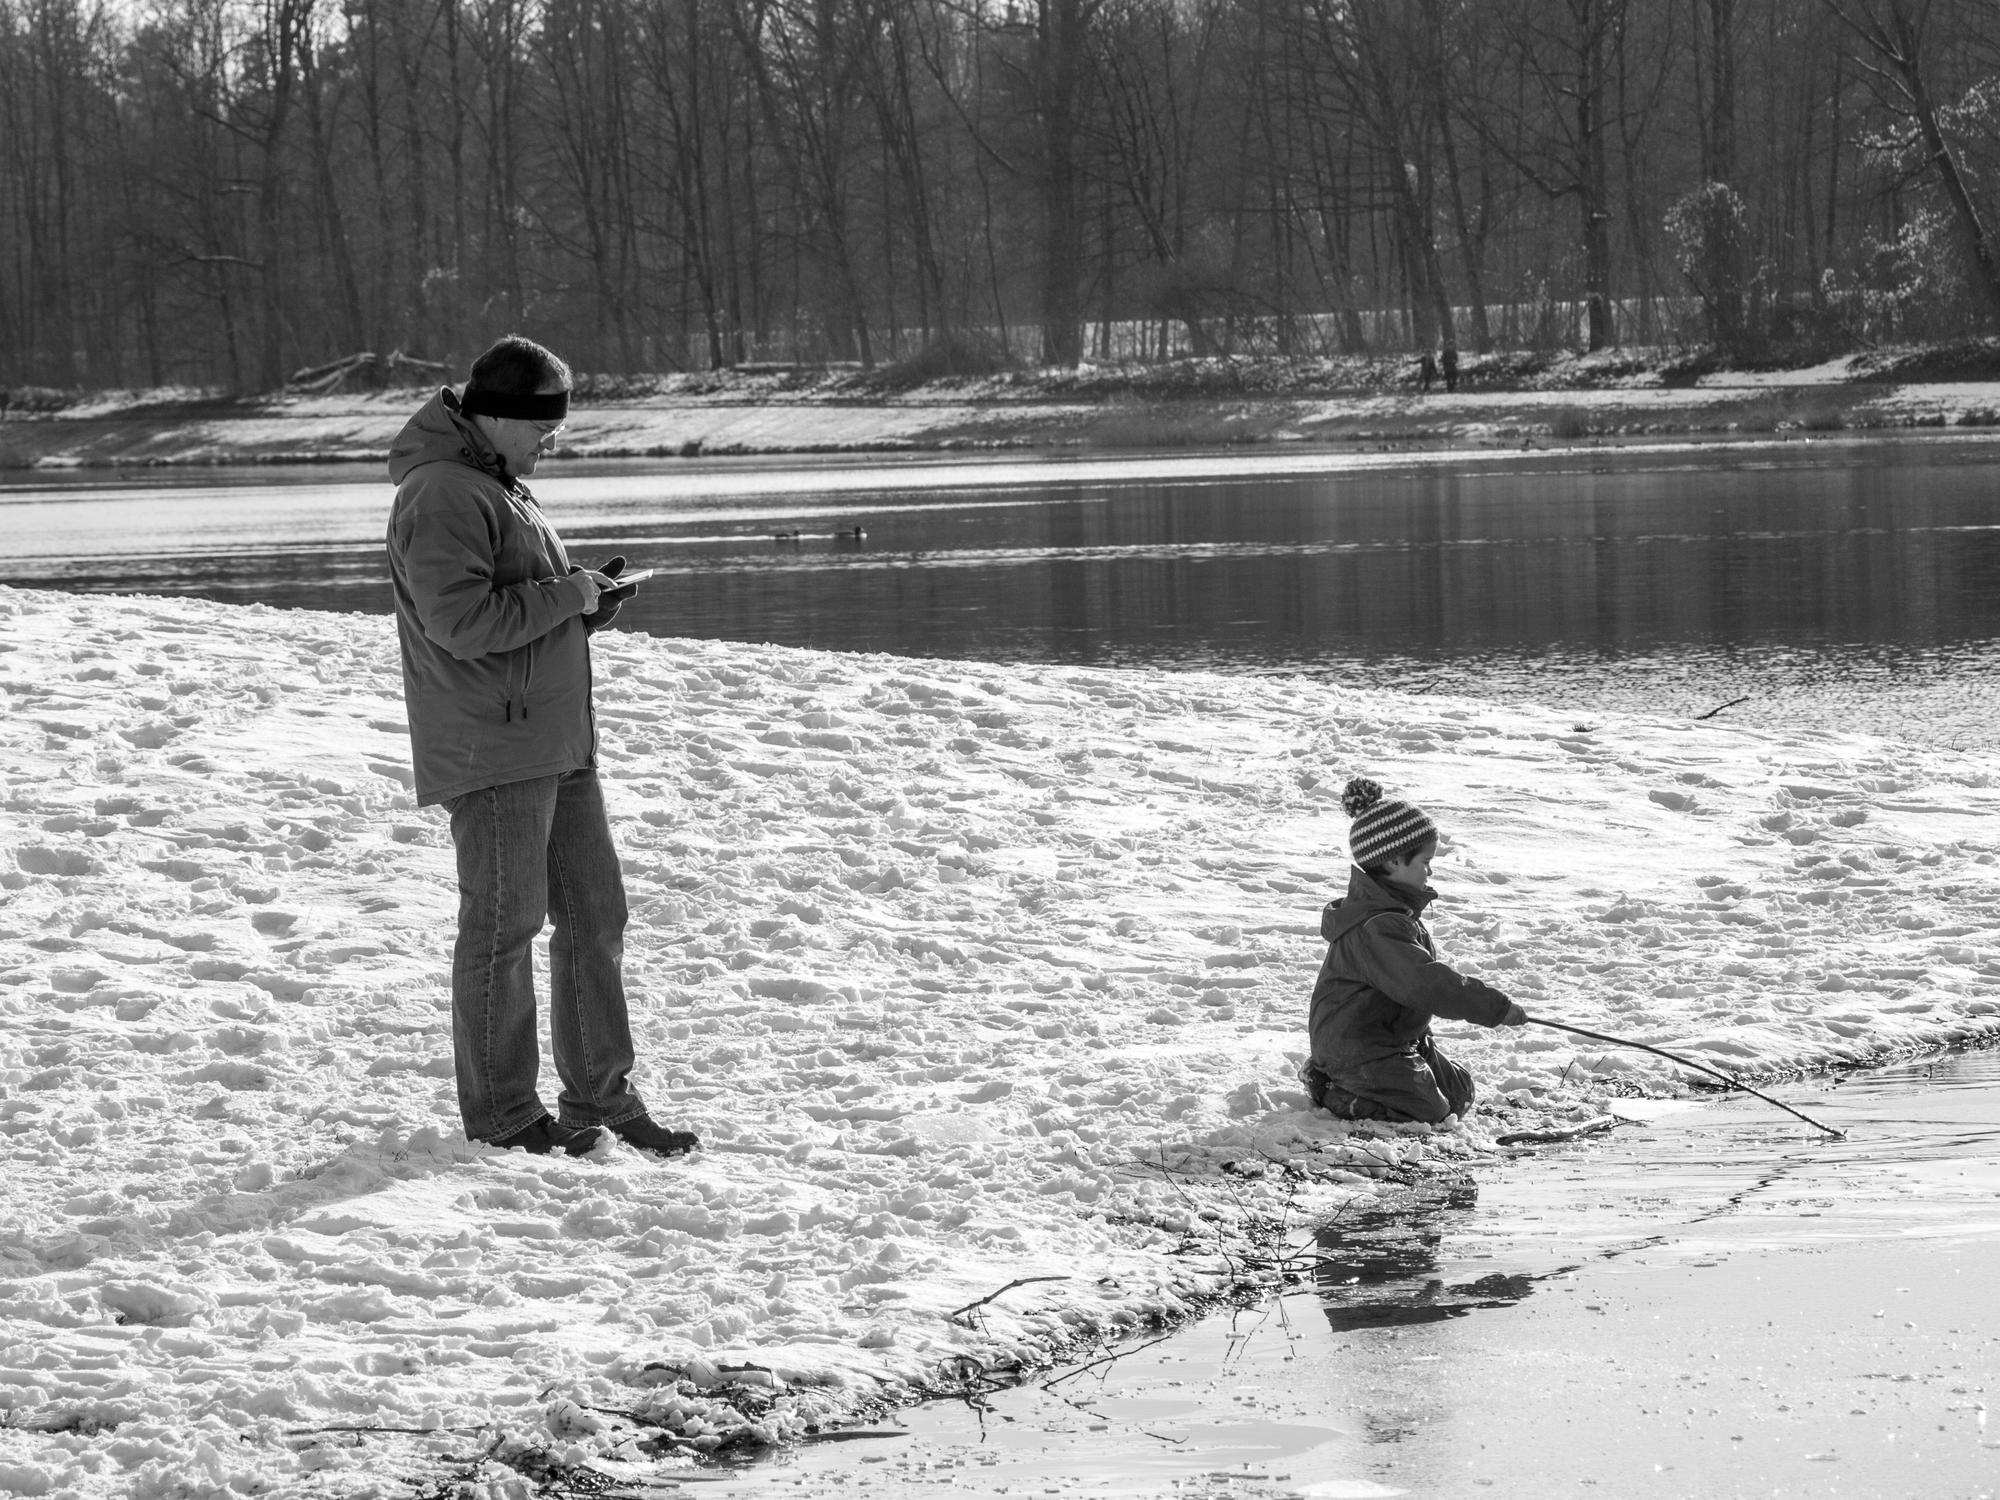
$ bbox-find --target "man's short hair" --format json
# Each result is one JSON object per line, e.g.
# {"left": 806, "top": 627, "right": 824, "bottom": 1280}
{"left": 467, "top": 336, "right": 572, "bottom": 395}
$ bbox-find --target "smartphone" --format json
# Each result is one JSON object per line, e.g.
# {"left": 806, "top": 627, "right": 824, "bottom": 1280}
{"left": 610, "top": 567, "right": 656, "bottom": 586}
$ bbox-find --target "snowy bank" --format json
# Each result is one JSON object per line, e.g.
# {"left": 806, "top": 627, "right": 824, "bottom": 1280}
{"left": 13, "top": 347, "right": 2000, "bottom": 469}
{"left": 3, "top": 586, "right": 1999, "bottom": 1495}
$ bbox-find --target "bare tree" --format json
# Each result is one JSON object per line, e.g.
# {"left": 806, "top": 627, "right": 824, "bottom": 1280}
{"left": 1428, "top": 0, "right": 1497, "bottom": 353}
{"left": 0, "top": 0, "right": 115, "bottom": 383}
{"left": 734, "top": 0, "right": 882, "bottom": 364}
{"left": 299, "top": 5, "right": 367, "bottom": 354}
{"left": 853, "top": 0, "right": 953, "bottom": 349}
{"left": 1470, "top": 0, "right": 1625, "bottom": 350}
{"left": 543, "top": 0, "right": 644, "bottom": 369}
{"left": 1093, "top": 0, "right": 1229, "bottom": 354}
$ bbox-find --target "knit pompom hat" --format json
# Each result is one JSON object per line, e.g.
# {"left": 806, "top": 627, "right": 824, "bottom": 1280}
{"left": 1342, "top": 776, "right": 1439, "bottom": 869}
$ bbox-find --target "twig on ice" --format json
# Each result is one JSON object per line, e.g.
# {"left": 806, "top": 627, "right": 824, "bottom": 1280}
{"left": 1038, "top": 1371, "right": 1187, "bottom": 1445}
{"left": 1043, "top": 1332, "right": 1175, "bottom": 1389}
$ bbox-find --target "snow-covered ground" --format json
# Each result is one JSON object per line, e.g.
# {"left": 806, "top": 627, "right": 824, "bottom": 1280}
{"left": 3, "top": 585, "right": 1999, "bottom": 1497}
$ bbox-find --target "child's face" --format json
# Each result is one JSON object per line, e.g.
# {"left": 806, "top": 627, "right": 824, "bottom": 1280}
{"left": 1379, "top": 840, "right": 1436, "bottom": 888}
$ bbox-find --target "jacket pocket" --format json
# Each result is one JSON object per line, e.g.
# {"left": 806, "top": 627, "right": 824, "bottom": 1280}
{"left": 502, "top": 642, "right": 530, "bottom": 722}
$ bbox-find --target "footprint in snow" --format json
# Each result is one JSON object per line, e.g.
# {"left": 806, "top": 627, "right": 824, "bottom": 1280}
{"left": 120, "top": 722, "right": 181, "bottom": 750}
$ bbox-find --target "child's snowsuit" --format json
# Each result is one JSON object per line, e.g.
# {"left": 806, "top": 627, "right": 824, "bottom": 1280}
{"left": 1306, "top": 866, "right": 1513, "bottom": 1123}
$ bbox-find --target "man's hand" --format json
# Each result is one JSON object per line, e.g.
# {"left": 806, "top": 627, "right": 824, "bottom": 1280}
{"left": 1500, "top": 1002, "right": 1531, "bottom": 1027}
{"left": 569, "top": 568, "right": 617, "bottom": 613}
{"left": 595, "top": 554, "right": 639, "bottom": 608}
{"left": 580, "top": 555, "right": 638, "bottom": 633}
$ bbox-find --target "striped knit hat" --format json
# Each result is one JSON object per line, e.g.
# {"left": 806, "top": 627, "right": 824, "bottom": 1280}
{"left": 1342, "top": 777, "right": 1439, "bottom": 869}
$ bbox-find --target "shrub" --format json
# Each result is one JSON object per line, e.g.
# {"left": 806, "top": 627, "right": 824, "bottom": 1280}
{"left": 1546, "top": 406, "right": 1593, "bottom": 439}
{"left": 864, "top": 333, "right": 1020, "bottom": 390}
{"left": 570, "top": 371, "right": 667, "bottom": 402}
{"left": 4, "top": 385, "right": 76, "bottom": 414}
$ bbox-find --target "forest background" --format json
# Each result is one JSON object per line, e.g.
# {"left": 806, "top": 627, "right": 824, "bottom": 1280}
{"left": 5, "top": 0, "right": 2000, "bottom": 397}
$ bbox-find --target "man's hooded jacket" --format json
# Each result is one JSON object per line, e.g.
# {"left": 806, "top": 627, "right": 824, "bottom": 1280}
{"left": 386, "top": 387, "right": 597, "bottom": 806}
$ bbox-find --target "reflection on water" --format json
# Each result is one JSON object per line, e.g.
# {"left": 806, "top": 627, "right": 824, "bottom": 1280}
{"left": 8, "top": 440, "right": 2000, "bottom": 741}
{"left": 1298, "top": 1045, "right": 2000, "bottom": 1343}
{"left": 1311, "top": 1177, "right": 1574, "bottom": 1332}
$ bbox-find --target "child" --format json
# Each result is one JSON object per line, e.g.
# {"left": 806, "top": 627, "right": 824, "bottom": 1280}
{"left": 1302, "top": 777, "right": 1527, "bottom": 1123}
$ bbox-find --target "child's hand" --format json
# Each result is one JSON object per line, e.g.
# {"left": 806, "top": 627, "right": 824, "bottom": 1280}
{"left": 1500, "top": 1002, "right": 1530, "bottom": 1027}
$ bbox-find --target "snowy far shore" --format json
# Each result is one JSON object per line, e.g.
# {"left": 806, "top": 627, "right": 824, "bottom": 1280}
{"left": 10, "top": 346, "right": 2000, "bottom": 469}
{"left": 3, "top": 584, "right": 1999, "bottom": 1496}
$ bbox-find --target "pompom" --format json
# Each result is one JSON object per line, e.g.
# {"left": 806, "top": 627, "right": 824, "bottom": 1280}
{"left": 1341, "top": 776, "right": 1384, "bottom": 818}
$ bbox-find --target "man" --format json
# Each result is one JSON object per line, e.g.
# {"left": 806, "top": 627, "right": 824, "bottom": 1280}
{"left": 385, "top": 334, "right": 697, "bottom": 1159}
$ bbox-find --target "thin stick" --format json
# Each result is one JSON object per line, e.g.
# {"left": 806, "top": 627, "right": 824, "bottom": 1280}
{"left": 948, "top": 1276, "right": 1069, "bottom": 1324}
{"left": 1693, "top": 695, "right": 1753, "bottom": 721}
{"left": 1527, "top": 1015, "right": 1846, "bottom": 1138}
{"left": 283, "top": 1424, "right": 485, "bottom": 1436}
{"left": 1043, "top": 1332, "right": 1175, "bottom": 1388}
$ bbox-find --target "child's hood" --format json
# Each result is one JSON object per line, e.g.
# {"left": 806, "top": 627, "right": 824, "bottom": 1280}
{"left": 1321, "top": 865, "right": 1436, "bottom": 944}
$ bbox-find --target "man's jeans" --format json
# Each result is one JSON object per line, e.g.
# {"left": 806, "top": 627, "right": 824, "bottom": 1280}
{"left": 445, "top": 769, "right": 646, "bottom": 1142}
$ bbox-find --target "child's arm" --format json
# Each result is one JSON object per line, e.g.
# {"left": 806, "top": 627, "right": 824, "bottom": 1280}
{"left": 1347, "top": 911, "right": 1514, "bottom": 1026}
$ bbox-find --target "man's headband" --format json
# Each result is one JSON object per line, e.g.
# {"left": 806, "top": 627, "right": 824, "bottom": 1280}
{"left": 460, "top": 387, "right": 569, "bottom": 422}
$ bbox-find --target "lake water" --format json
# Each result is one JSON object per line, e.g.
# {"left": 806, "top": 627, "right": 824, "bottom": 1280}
{"left": 6, "top": 437, "right": 2000, "bottom": 744}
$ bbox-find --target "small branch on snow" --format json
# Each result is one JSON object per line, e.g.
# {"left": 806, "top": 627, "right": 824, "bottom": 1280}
{"left": 284, "top": 1423, "right": 486, "bottom": 1436}
{"left": 948, "top": 1275, "right": 1070, "bottom": 1325}
{"left": 1692, "top": 695, "right": 1752, "bottom": 721}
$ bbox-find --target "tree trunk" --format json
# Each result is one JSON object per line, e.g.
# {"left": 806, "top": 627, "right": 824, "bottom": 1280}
{"left": 256, "top": 0, "right": 311, "bottom": 388}
{"left": 397, "top": 2, "right": 434, "bottom": 357}
{"left": 302, "top": 34, "right": 367, "bottom": 354}
{"left": 1421, "top": 0, "right": 1489, "bottom": 352}
{"left": 357, "top": 2, "right": 394, "bottom": 351}
{"left": 677, "top": 0, "right": 725, "bottom": 369}
{"left": 1696, "top": 0, "right": 1745, "bottom": 349}
{"left": 1035, "top": 0, "right": 1091, "bottom": 367}
{"left": 442, "top": 0, "right": 467, "bottom": 355}
{"left": 1579, "top": 0, "right": 1616, "bottom": 350}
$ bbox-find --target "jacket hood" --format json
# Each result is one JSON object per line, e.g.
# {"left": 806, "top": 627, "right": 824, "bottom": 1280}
{"left": 387, "top": 386, "right": 505, "bottom": 486}
{"left": 1321, "top": 864, "right": 1436, "bottom": 944}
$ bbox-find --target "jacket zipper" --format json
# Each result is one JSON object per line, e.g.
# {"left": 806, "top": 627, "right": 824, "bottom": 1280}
{"left": 503, "top": 639, "right": 533, "bottom": 722}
